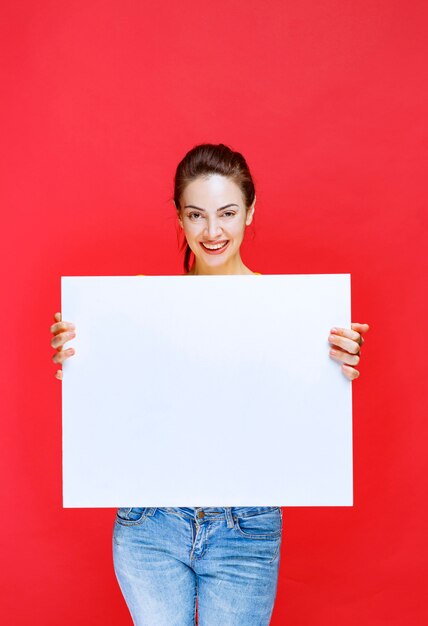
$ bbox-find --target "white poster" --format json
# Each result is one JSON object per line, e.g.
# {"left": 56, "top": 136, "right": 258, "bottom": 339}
{"left": 61, "top": 274, "right": 352, "bottom": 508}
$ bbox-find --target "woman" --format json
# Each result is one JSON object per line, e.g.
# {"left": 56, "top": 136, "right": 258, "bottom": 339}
{"left": 50, "top": 143, "right": 370, "bottom": 625}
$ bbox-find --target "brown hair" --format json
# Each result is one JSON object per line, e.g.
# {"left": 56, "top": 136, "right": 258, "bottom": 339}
{"left": 173, "top": 143, "right": 256, "bottom": 274}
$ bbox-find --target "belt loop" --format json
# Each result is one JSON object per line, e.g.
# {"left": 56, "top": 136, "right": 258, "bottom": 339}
{"left": 225, "top": 507, "right": 234, "bottom": 528}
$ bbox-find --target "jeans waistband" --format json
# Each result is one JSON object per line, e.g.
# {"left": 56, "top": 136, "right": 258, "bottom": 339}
{"left": 155, "top": 506, "right": 280, "bottom": 529}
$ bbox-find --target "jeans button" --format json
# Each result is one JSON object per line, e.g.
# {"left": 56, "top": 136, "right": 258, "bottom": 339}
{"left": 197, "top": 511, "right": 205, "bottom": 518}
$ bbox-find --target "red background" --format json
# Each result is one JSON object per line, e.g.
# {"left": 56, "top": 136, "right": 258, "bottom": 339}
{"left": 1, "top": 1, "right": 427, "bottom": 624}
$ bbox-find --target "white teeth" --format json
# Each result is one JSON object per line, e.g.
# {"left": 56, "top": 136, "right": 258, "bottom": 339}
{"left": 202, "top": 241, "right": 228, "bottom": 250}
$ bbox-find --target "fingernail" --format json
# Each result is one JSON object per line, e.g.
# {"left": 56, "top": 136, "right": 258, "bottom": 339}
{"left": 331, "top": 327, "right": 337, "bottom": 333}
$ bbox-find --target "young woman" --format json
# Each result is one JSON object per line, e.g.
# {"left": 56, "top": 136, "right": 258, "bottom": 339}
{"left": 50, "top": 143, "right": 370, "bottom": 625}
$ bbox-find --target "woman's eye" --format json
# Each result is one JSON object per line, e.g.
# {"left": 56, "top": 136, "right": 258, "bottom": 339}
{"left": 188, "top": 211, "right": 235, "bottom": 220}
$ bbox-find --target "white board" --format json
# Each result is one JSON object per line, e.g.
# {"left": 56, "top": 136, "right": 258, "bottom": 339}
{"left": 61, "top": 274, "right": 352, "bottom": 508}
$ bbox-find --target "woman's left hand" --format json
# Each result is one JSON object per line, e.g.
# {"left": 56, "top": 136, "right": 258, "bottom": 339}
{"left": 328, "top": 322, "right": 370, "bottom": 380}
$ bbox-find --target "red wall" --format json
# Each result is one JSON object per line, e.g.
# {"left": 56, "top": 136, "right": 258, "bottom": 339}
{"left": 1, "top": 1, "right": 427, "bottom": 624}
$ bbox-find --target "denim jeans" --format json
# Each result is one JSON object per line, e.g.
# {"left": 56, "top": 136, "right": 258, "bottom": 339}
{"left": 112, "top": 506, "right": 283, "bottom": 626}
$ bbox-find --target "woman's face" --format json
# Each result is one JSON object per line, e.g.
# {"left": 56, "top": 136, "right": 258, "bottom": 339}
{"left": 177, "top": 174, "right": 255, "bottom": 273}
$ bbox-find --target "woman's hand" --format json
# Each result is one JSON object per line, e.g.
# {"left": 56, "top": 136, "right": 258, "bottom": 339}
{"left": 328, "top": 322, "right": 370, "bottom": 380}
{"left": 50, "top": 312, "right": 76, "bottom": 380}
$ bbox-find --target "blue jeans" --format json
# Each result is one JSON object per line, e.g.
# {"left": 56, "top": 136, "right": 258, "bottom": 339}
{"left": 112, "top": 506, "right": 283, "bottom": 625}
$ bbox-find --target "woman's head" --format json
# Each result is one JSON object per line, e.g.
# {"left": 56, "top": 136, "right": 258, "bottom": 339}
{"left": 173, "top": 143, "right": 256, "bottom": 274}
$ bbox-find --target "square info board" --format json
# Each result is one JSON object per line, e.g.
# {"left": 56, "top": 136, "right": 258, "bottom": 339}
{"left": 61, "top": 274, "right": 352, "bottom": 508}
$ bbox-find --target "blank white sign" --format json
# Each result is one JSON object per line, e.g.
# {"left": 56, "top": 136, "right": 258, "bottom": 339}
{"left": 61, "top": 274, "right": 352, "bottom": 508}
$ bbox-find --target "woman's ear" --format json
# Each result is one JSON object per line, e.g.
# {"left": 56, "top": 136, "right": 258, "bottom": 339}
{"left": 176, "top": 207, "right": 183, "bottom": 229}
{"left": 246, "top": 195, "right": 256, "bottom": 226}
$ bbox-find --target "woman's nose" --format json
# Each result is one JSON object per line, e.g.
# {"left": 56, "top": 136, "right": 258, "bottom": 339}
{"left": 205, "top": 219, "right": 222, "bottom": 238}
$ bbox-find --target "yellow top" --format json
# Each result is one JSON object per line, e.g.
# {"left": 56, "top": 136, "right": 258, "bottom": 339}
{"left": 136, "top": 273, "right": 262, "bottom": 276}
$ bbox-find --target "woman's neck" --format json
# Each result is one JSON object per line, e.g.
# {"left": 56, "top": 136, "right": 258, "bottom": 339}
{"left": 186, "top": 266, "right": 256, "bottom": 276}
{"left": 187, "top": 255, "right": 256, "bottom": 276}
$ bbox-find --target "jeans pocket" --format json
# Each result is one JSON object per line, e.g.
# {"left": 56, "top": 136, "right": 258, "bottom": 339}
{"left": 234, "top": 507, "right": 282, "bottom": 539}
{"left": 115, "top": 507, "right": 149, "bottom": 526}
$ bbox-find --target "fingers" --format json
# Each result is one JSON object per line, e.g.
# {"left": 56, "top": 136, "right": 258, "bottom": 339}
{"left": 352, "top": 323, "right": 369, "bottom": 343}
{"left": 341, "top": 364, "right": 361, "bottom": 380}
{"left": 328, "top": 327, "right": 361, "bottom": 355}
{"left": 329, "top": 344, "right": 362, "bottom": 380}
{"left": 329, "top": 346, "right": 360, "bottom": 367}
{"left": 51, "top": 312, "right": 76, "bottom": 378}
{"left": 50, "top": 313, "right": 75, "bottom": 336}
{"left": 351, "top": 322, "right": 370, "bottom": 333}
{"left": 51, "top": 329, "right": 76, "bottom": 351}
{"left": 328, "top": 323, "right": 370, "bottom": 380}
{"left": 52, "top": 345, "right": 75, "bottom": 364}
{"left": 329, "top": 323, "right": 370, "bottom": 351}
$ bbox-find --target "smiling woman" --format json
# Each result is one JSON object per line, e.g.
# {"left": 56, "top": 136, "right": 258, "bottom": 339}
{"left": 50, "top": 142, "right": 369, "bottom": 626}
{"left": 176, "top": 176, "right": 253, "bottom": 270}
{"left": 173, "top": 143, "right": 258, "bottom": 276}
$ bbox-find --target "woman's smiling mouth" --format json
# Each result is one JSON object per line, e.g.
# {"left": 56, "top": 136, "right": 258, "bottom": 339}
{"left": 200, "top": 240, "right": 230, "bottom": 254}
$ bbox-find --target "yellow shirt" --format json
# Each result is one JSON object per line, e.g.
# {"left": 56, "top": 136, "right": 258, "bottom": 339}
{"left": 136, "top": 273, "right": 262, "bottom": 276}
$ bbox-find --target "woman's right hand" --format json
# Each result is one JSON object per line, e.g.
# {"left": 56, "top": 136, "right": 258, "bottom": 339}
{"left": 50, "top": 312, "right": 76, "bottom": 380}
